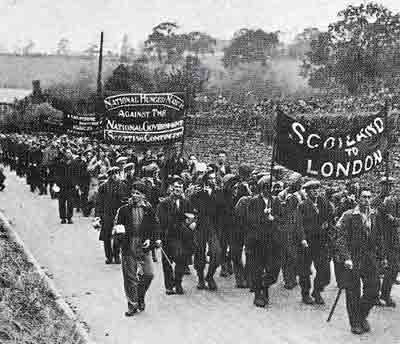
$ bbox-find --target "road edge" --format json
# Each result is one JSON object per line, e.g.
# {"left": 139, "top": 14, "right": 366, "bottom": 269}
{"left": 0, "top": 211, "right": 96, "bottom": 344}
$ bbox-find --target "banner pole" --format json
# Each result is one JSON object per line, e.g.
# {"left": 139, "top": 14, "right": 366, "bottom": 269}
{"left": 269, "top": 105, "right": 279, "bottom": 200}
{"left": 384, "top": 99, "right": 390, "bottom": 180}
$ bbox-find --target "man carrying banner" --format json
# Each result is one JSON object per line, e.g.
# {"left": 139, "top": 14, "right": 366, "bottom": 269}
{"left": 335, "top": 187, "right": 386, "bottom": 335}
{"left": 296, "top": 180, "right": 331, "bottom": 305}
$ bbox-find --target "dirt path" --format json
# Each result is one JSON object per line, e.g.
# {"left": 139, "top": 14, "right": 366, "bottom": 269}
{"left": 1, "top": 169, "right": 400, "bottom": 344}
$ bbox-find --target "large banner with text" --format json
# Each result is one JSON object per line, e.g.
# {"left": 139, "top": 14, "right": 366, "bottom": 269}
{"left": 103, "top": 93, "right": 185, "bottom": 145}
{"left": 275, "top": 109, "right": 389, "bottom": 179}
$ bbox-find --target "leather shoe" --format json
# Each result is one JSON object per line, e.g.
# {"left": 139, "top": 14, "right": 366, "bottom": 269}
{"left": 206, "top": 277, "right": 218, "bottom": 291}
{"left": 67, "top": 219, "right": 73, "bottom": 224}
{"left": 312, "top": 291, "right": 325, "bottom": 305}
{"left": 361, "top": 319, "right": 371, "bottom": 332}
{"left": 125, "top": 309, "right": 137, "bottom": 317}
{"left": 220, "top": 264, "right": 229, "bottom": 277}
{"left": 61, "top": 219, "right": 66, "bottom": 224}
{"left": 175, "top": 285, "right": 185, "bottom": 295}
{"left": 253, "top": 291, "right": 266, "bottom": 308}
{"left": 383, "top": 297, "right": 396, "bottom": 307}
{"left": 197, "top": 280, "right": 207, "bottom": 290}
{"left": 165, "top": 288, "right": 175, "bottom": 295}
{"left": 138, "top": 300, "right": 145, "bottom": 311}
{"left": 105, "top": 259, "right": 112, "bottom": 265}
{"left": 302, "top": 295, "right": 314, "bottom": 305}
{"left": 351, "top": 326, "right": 365, "bottom": 335}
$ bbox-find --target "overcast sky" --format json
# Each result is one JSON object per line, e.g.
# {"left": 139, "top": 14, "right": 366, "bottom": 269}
{"left": 1, "top": 0, "right": 400, "bottom": 53}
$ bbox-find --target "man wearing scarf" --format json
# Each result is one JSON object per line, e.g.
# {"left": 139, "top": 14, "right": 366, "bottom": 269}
{"left": 114, "top": 182, "right": 160, "bottom": 316}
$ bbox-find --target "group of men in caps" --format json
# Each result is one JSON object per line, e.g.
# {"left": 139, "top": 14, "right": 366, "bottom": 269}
{"left": 1, "top": 133, "right": 400, "bottom": 335}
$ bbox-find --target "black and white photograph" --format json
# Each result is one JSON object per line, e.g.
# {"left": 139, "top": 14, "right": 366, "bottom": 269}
{"left": 1, "top": 0, "right": 400, "bottom": 343}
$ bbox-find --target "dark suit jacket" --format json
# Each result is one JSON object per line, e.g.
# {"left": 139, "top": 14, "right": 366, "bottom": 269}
{"left": 377, "top": 196, "right": 400, "bottom": 269}
{"left": 335, "top": 207, "right": 383, "bottom": 271}
{"left": 296, "top": 196, "right": 330, "bottom": 243}
{"left": 246, "top": 195, "right": 282, "bottom": 243}
{"left": 157, "top": 196, "right": 192, "bottom": 241}
{"left": 115, "top": 203, "right": 159, "bottom": 241}
{"left": 95, "top": 179, "right": 129, "bottom": 240}
{"left": 190, "top": 188, "right": 224, "bottom": 235}
{"left": 115, "top": 203, "right": 160, "bottom": 254}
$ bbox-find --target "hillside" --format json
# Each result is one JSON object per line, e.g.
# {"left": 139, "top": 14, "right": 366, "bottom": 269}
{"left": 0, "top": 54, "right": 120, "bottom": 90}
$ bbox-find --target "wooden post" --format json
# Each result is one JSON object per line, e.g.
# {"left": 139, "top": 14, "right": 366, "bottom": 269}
{"left": 97, "top": 32, "right": 104, "bottom": 97}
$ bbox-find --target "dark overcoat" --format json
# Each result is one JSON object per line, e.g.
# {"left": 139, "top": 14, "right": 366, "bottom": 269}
{"left": 95, "top": 179, "right": 129, "bottom": 241}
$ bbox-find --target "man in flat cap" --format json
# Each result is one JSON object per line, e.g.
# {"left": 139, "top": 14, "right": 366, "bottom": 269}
{"left": 245, "top": 175, "right": 282, "bottom": 307}
{"left": 95, "top": 166, "right": 129, "bottom": 264}
{"left": 116, "top": 156, "right": 128, "bottom": 180}
{"left": 335, "top": 187, "right": 385, "bottom": 334}
{"left": 53, "top": 149, "right": 80, "bottom": 224}
{"left": 278, "top": 172, "right": 305, "bottom": 289}
{"left": 190, "top": 170, "right": 224, "bottom": 290}
{"left": 114, "top": 182, "right": 161, "bottom": 316}
{"left": 296, "top": 179, "right": 331, "bottom": 305}
{"left": 157, "top": 176, "right": 193, "bottom": 294}
{"left": 375, "top": 176, "right": 399, "bottom": 307}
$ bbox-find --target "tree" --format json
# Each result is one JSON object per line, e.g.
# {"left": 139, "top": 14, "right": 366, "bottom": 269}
{"left": 144, "top": 22, "right": 185, "bottom": 64}
{"left": 22, "top": 40, "right": 35, "bottom": 55}
{"left": 222, "top": 29, "right": 280, "bottom": 68}
{"left": 288, "top": 28, "right": 320, "bottom": 58}
{"left": 303, "top": 3, "right": 400, "bottom": 93}
{"left": 84, "top": 43, "right": 99, "bottom": 56}
{"left": 186, "top": 31, "right": 217, "bottom": 56}
{"left": 56, "top": 38, "right": 70, "bottom": 55}
{"left": 104, "top": 63, "right": 155, "bottom": 93}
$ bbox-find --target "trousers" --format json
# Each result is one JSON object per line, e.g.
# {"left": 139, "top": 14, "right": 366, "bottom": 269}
{"left": 121, "top": 237, "right": 154, "bottom": 310}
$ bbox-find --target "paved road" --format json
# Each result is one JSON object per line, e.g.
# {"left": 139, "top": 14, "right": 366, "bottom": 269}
{"left": 1, "top": 168, "right": 400, "bottom": 344}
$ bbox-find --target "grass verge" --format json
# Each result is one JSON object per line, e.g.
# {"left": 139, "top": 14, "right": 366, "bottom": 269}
{"left": 0, "top": 223, "right": 83, "bottom": 344}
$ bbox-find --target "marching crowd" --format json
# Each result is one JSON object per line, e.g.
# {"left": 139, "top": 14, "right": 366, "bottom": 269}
{"left": 0, "top": 132, "right": 400, "bottom": 335}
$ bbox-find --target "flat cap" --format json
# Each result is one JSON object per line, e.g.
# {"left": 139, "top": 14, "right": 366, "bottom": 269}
{"left": 379, "top": 176, "right": 395, "bottom": 184}
{"left": 116, "top": 156, "right": 128, "bottom": 164}
{"left": 169, "top": 175, "right": 184, "bottom": 185}
{"left": 98, "top": 173, "right": 108, "bottom": 181}
{"left": 124, "top": 162, "right": 135, "bottom": 170}
{"left": 107, "top": 166, "right": 120, "bottom": 175}
{"left": 302, "top": 180, "right": 321, "bottom": 189}
{"left": 223, "top": 174, "right": 240, "bottom": 188}
{"left": 132, "top": 181, "right": 148, "bottom": 195}
{"left": 257, "top": 175, "right": 271, "bottom": 188}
